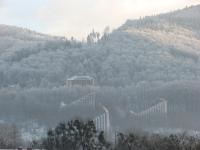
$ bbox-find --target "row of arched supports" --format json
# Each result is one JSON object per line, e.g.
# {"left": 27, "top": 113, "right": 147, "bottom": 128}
{"left": 129, "top": 98, "right": 168, "bottom": 117}
{"left": 66, "top": 92, "right": 111, "bottom": 135}
{"left": 93, "top": 105, "right": 111, "bottom": 134}
{"left": 67, "top": 93, "right": 168, "bottom": 137}
{"left": 69, "top": 92, "right": 96, "bottom": 108}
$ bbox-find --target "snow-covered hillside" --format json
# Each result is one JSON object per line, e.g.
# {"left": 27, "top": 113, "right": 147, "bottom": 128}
{"left": 0, "top": 24, "right": 55, "bottom": 40}
{"left": 0, "top": 24, "right": 57, "bottom": 53}
{"left": 0, "top": 5, "right": 200, "bottom": 88}
{"left": 100, "top": 5, "right": 200, "bottom": 85}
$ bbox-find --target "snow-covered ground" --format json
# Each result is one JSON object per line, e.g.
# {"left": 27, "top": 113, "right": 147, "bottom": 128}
{"left": 20, "top": 121, "right": 47, "bottom": 142}
{"left": 149, "top": 128, "right": 200, "bottom": 137}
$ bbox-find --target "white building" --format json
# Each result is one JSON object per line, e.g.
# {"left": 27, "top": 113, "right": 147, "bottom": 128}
{"left": 66, "top": 76, "right": 95, "bottom": 87}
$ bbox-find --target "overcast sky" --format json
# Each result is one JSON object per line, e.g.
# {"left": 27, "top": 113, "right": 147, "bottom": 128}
{"left": 0, "top": 0, "right": 199, "bottom": 39}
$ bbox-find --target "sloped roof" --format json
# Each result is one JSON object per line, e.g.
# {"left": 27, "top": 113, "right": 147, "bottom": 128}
{"left": 67, "top": 76, "right": 94, "bottom": 81}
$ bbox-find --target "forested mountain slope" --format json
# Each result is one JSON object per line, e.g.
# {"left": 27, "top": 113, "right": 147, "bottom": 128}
{"left": 0, "top": 5, "right": 200, "bottom": 88}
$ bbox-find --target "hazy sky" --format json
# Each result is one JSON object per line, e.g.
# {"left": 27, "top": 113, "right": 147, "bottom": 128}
{"left": 0, "top": 0, "right": 199, "bottom": 39}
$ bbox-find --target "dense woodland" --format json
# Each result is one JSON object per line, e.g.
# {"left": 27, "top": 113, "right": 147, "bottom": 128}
{"left": 0, "top": 6, "right": 200, "bottom": 88}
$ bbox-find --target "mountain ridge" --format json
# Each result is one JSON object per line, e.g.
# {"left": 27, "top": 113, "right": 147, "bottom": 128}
{"left": 0, "top": 24, "right": 56, "bottom": 41}
{"left": 0, "top": 5, "right": 200, "bottom": 87}
{"left": 120, "top": 5, "right": 200, "bottom": 31}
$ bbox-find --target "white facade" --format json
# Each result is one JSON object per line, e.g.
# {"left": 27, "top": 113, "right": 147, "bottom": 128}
{"left": 66, "top": 76, "right": 95, "bottom": 87}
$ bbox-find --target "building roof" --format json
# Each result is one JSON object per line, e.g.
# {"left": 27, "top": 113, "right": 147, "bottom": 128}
{"left": 67, "top": 76, "right": 94, "bottom": 81}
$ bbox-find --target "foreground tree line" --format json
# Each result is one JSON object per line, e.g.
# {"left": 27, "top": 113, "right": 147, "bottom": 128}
{"left": 1, "top": 119, "right": 200, "bottom": 150}
{"left": 28, "top": 119, "right": 200, "bottom": 150}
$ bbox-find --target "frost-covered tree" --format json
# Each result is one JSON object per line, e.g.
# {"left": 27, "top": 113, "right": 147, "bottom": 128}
{"left": 42, "top": 120, "right": 110, "bottom": 150}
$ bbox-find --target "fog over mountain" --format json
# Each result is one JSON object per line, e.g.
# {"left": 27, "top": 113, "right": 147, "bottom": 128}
{"left": 0, "top": 5, "right": 200, "bottom": 140}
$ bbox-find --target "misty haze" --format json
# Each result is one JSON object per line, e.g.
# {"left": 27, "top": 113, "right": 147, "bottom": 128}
{"left": 0, "top": 0, "right": 200, "bottom": 150}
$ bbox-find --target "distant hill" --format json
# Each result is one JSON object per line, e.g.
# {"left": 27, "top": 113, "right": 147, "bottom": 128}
{"left": 121, "top": 5, "right": 200, "bottom": 32}
{"left": 0, "top": 5, "right": 200, "bottom": 88}
{"left": 0, "top": 24, "right": 54, "bottom": 40}
{"left": 95, "top": 5, "right": 200, "bottom": 85}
